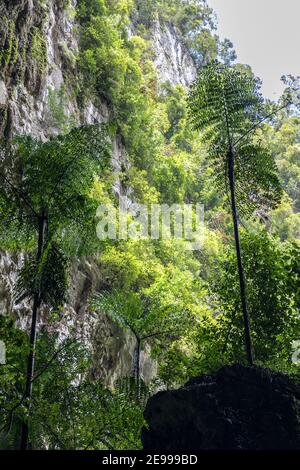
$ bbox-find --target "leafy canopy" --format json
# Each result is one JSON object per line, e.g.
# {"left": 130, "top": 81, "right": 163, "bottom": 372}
{"left": 211, "top": 230, "right": 300, "bottom": 368}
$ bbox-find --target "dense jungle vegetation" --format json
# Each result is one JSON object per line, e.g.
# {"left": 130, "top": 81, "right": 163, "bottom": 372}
{"left": 0, "top": 0, "right": 299, "bottom": 450}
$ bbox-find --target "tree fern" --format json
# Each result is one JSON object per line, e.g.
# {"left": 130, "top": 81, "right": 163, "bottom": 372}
{"left": 188, "top": 62, "right": 284, "bottom": 365}
{"left": 0, "top": 124, "right": 111, "bottom": 449}
{"left": 188, "top": 62, "right": 282, "bottom": 218}
{"left": 15, "top": 242, "right": 68, "bottom": 308}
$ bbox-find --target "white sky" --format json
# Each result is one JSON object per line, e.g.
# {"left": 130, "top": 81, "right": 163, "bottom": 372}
{"left": 208, "top": 0, "right": 300, "bottom": 100}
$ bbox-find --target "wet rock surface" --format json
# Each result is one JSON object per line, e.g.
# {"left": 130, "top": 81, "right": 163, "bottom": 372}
{"left": 142, "top": 364, "right": 300, "bottom": 450}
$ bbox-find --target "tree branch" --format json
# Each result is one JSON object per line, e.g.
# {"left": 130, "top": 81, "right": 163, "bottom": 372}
{"left": 33, "top": 339, "right": 78, "bottom": 382}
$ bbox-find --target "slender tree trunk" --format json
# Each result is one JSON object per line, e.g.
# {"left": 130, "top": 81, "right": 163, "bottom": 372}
{"left": 133, "top": 339, "right": 141, "bottom": 400}
{"left": 227, "top": 148, "right": 254, "bottom": 366}
{"left": 20, "top": 211, "right": 47, "bottom": 450}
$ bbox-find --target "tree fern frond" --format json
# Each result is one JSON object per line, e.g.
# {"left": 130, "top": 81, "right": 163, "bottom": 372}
{"left": 92, "top": 290, "right": 143, "bottom": 336}
{"left": 188, "top": 62, "right": 264, "bottom": 144}
{"left": 15, "top": 242, "right": 68, "bottom": 308}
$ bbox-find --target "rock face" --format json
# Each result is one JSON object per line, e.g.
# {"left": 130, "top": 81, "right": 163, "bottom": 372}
{"left": 151, "top": 20, "right": 197, "bottom": 88}
{"left": 0, "top": 0, "right": 110, "bottom": 138}
{"left": 142, "top": 365, "right": 300, "bottom": 450}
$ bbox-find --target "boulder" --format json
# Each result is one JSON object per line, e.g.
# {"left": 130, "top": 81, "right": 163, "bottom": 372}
{"left": 142, "top": 364, "right": 300, "bottom": 450}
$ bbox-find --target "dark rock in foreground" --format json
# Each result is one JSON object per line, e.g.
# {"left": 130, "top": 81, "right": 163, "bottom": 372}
{"left": 142, "top": 365, "right": 300, "bottom": 450}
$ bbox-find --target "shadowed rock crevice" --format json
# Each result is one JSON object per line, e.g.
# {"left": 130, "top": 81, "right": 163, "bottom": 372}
{"left": 142, "top": 365, "right": 300, "bottom": 450}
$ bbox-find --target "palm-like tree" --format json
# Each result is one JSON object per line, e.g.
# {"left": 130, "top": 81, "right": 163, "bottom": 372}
{"left": 0, "top": 124, "right": 110, "bottom": 449}
{"left": 188, "top": 63, "right": 284, "bottom": 365}
{"left": 93, "top": 290, "right": 187, "bottom": 397}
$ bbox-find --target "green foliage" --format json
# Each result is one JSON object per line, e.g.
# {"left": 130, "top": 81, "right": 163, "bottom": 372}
{"left": 77, "top": 0, "right": 163, "bottom": 178}
{"left": 30, "top": 331, "right": 144, "bottom": 450}
{"left": 158, "top": 230, "right": 300, "bottom": 384}
{"left": 231, "top": 142, "right": 283, "bottom": 218}
{"left": 262, "top": 116, "right": 300, "bottom": 211}
{"left": 212, "top": 230, "right": 300, "bottom": 368}
{"left": 76, "top": 0, "right": 219, "bottom": 186}
{"left": 270, "top": 196, "right": 300, "bottom": 241}
{"left": 47, "top": 86, "right": 78, "bottom": 132}
{"left": 0, "top": 0, "right": 299, "bottom": 450}
{"left": 78, "top": 16, "right": 124, "bottom": 100}
{"left": 0, "top": 325, "right": 144, "bottom": 450}
{"left": 94, "top": 236, "right": 216, "bottom": 388}
{"left": 0, "top": 19, "right": 18, "bottom": 70}
{"left": 77, "top": 0, "right": 133, "bottom": 101}
{"left": 0, "top": 315, "right": 28, "bottom": 449}
{"left": 29, "top": 27, "right": 47, "bottom": 75}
